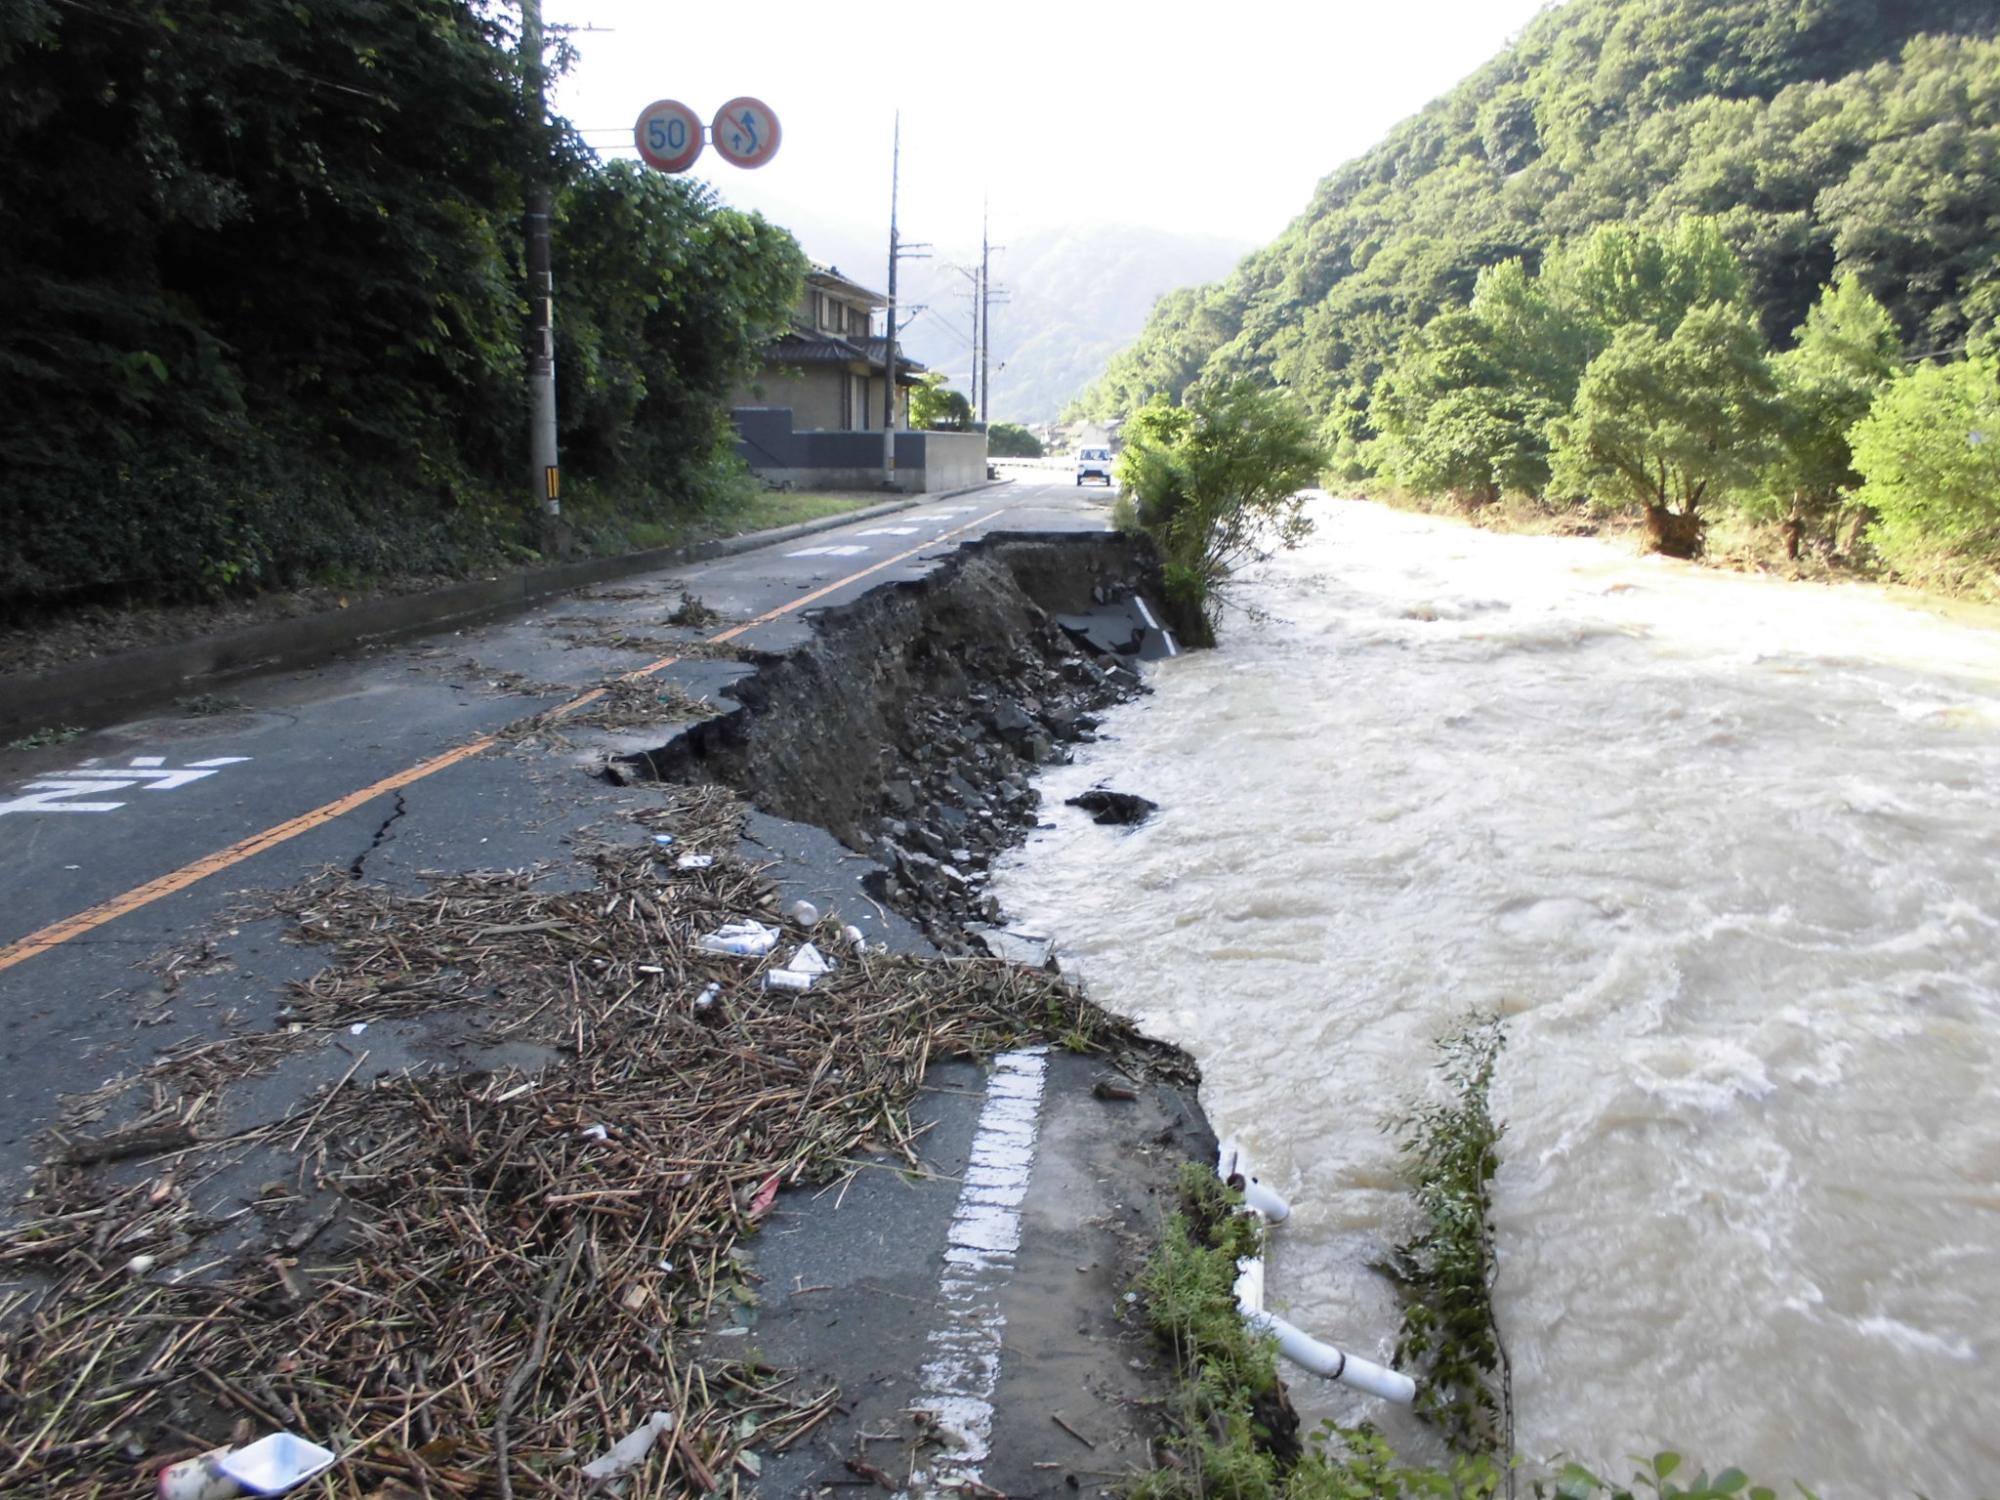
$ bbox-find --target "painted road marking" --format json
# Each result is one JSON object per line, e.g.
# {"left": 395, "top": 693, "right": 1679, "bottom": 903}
{"left": 903, "top": 1048, "right": 1046, "bottom": 1497}
{"left": 853, "top": 527, "right": 920, "bottom": 537}
{"left": 784, "top": 544, "right": 869, "bottom": 558}
{"left": 1132, "top": 596, "right": 1180, "bottom": 658}
{"left": 0, "top": 757, "right": 252, "bottom": 817}
{"left": 0, "top": 504, "right": 1015, "bottom": 974}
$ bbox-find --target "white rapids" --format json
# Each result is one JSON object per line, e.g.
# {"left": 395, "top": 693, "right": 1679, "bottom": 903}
{"left": 989, "top": 497, "right": 2000, "bottom": 1496}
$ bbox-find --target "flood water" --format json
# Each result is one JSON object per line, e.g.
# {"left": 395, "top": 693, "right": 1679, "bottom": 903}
{"left": 989, "top": 498, "right": 2000, "bottom": 1496}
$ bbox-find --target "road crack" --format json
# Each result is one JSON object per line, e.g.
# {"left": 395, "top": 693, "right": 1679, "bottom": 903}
{"left": 349, "top": 792, "right": 408, "bottom": 879}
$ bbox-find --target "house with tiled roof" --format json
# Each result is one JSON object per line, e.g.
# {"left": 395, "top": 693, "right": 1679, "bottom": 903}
{"left": 730, "top": 264, "right": 986, "bottom": 493}
{"left": 735, "top": 266, "right": 922, "bottom": 432}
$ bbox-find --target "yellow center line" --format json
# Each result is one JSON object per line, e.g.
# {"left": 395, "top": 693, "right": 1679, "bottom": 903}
{"left": 0, "top": 503, "right": 1014, "bottom": 974}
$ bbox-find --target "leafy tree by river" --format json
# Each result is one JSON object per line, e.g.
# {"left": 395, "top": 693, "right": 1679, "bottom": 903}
{"left": 1069, "top": 0, "right": 2000, "bottom": 585}
{"left": 1114, "top": 380, "right": 1325, "bottom": 645}
{"left": 0, "top": 1, "right": 806, "bottom": 617}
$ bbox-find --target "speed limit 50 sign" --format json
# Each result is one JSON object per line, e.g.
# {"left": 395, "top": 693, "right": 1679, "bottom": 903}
{"left": 634, "top": 99, "right": 703, "bottom": 173}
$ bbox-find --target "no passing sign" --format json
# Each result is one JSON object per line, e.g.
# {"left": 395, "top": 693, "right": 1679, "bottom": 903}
{"left": 710, "top": 97, "right": 781, "bottom": 169}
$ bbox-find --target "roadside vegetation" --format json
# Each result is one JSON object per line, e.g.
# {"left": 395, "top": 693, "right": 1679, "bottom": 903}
{"left": 0, "top": 2, "right": 807, "bottom": 623}
{"left": 989, "top": 422, "right": 1047, "bottom": 458}
{"left": 910, "top": 373, "right": 976, "bottom": 431}
{"left": 1132, "top": 1022, "right": 1798, "bottom": 1500}
{"left": 1111, "top": 380, "right": 1326, "bottom": 645}
{"left": 1069, "top": 0, "right": 2000, "bottom": 596}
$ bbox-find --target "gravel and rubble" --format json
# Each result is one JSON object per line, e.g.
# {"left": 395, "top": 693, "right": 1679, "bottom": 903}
{"left": 637, "top": 532, "right": 1163, "bottom": 952}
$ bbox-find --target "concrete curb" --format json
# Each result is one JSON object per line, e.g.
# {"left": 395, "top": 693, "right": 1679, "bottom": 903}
{"left": 0, "top": 481, "right": 1007, "bottom": 740}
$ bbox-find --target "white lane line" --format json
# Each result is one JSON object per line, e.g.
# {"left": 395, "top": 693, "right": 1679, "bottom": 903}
{"left": 785, "top": 544, "right": 870, "bottom": 558}
{"left": 901, "top": 1048, "right": 1047, "bottom": 1497}
{"left": 854, "top": 526, "right": 921, "bottom": 537}
{"left": 1133, "top": 595, "right": 1179, "bottom": 656}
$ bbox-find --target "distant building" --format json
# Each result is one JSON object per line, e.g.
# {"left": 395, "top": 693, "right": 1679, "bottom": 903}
{"left": 733, "top": 266, "right": 922, "bottom": 432}
{"left": 731, "top": 264, "right": 985, "bottom": 494}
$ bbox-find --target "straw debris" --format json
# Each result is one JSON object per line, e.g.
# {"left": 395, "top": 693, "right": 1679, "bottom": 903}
{"left": 0, "top": 786, "right": 1147, "bottom": 1496}
{"left": 498, "top": 677, "right": 713, "bottom": 747}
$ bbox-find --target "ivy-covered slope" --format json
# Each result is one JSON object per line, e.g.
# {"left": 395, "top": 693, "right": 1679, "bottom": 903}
{"left": 1069, "top": 0, "right": 2000, "bottom": 461}
{"left": 0, "top": 2, "right": 806, "bottom": 616}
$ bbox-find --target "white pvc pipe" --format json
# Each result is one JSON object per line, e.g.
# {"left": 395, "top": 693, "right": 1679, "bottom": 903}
{"left": 1217, "top": 1137, "right": 1416, "bottom": 1406}
{"left": 1235, "top": 1175, "right": 1292, "bottom": 1222}
{"left": 1216, "top": 1137, "right": 1291, "bottom": 1222}
{"left": 1247, "top": 1311, "right": 1419, "bottom": 1405}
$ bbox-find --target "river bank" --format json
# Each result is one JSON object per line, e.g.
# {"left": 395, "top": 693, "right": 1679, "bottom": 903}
{"left": 1376, "top": 486, "right": 2000, "bottom": 622}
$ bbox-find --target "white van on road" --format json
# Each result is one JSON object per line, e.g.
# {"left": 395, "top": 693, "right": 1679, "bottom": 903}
{"left": 1075, "top": 446, "right": 1114, "bottom": 486}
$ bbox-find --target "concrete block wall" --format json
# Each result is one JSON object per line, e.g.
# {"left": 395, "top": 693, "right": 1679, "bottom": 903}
{"left": 734, "top": 409, "right": 987, "bottom": 493}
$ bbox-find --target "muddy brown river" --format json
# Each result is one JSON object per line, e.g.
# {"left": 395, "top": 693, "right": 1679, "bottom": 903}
{"left": 991, "top": 498, "right": 2000, "bottom": 1496}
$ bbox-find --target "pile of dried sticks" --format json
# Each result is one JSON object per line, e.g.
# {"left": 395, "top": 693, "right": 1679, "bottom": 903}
{"left": 0, "top": 786, "right": 1132, "bottom": 1496}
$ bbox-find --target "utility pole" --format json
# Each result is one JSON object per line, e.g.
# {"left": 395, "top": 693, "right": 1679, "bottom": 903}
{"left": 521, "top": 0, "right": 560, "bottom": 522}
{"left": 977, "top": 204, "right": 1007, "bottom": 427}
{"left": 978, "top": 205, "right": 990, "bottom": 426}
{"left": 970, "top": 252, "right": 984, "bottom": 420}
{"left": 880, "top": 114, "right": 901, "bottom": 480}
{"left": 879, "top": 114, "right": 930, "bottom": 479}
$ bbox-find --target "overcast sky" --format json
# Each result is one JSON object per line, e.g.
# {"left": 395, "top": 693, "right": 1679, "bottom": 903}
{"left": 553, "top": 0, "right": 1559, "bottom": 262}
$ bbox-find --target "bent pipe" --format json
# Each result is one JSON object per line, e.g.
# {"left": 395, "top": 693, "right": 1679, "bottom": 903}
{"left": 1247, "top": 1310, "right": 1419, "bottom": 1404}
{"left": 1216, "top": 1137, "right": 1292, "bottom": 1223}
{"left": 1218, "top": 1139, "right": 1416, "bottom": 1406}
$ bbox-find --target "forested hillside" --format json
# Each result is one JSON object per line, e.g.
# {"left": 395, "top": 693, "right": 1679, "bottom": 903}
{"left": 1070, "top": 0, "right": 2000, "bottom": 580}
{"left": 0, "top": 2, "right": 805, "bottom": 617}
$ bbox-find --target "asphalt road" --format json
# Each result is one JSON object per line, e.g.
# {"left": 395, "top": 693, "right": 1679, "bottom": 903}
{"left": 0, "top": 470, "right": 1221, "bottom": 1493}
{"left": 0, "top": 476, "right": 1116, "bottom": 1175}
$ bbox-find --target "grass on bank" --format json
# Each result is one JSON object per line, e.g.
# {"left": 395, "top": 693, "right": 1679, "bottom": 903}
{"left": 0, "top": 484, "right": 902, "bottom": 678}
{"left": 1128, "top": 1022, "right": 1799, "bottom": 1500}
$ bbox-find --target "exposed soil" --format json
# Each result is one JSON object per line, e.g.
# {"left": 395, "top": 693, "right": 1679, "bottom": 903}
{"left": 635, "top": 531, "right": 1167, "bottom": 952}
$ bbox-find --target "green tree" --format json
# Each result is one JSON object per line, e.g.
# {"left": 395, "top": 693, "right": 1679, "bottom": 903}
{"left": 1544, "top": 217, "right": 1748, "bottom": 339}
{"left": 987, "top": 422, "right": 1044, "bottom": 457}
{"left": 1850, "top": 355, "right": 2000, "bottom": 589}
{"left": 1371, "top": 311, "right": 1552, "bottom": 503}
{"left": 1069, "top": 0, "right": 2000, "bottom": 482}
{"left": 0, "top": 1, "right": 811, "bottom": 614}
{"left": 1759, "top": 275, "right": 1903, "bottom": 557}
{"left": 556, "top": 164, "right": 805, "bottom": 505}
{"left": 1549, "top": 303, "right": 1782, "bottom": 555}
{"left": 909, "top": 373, "right": 973, "bottom": 430}
{"left": 1114, "top": 379, "right": 1327, "bottom": 645}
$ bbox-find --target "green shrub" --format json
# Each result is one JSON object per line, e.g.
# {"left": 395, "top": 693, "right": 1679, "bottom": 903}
{"left": 1850, "top": 356, "right": 2000, "bottom": 592}
{"left": 1115, "top": 379, "right": 1326, "bottom": 645}
{"left": 1386, "top": 1014, "right": 1509, "bottom": 1456}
